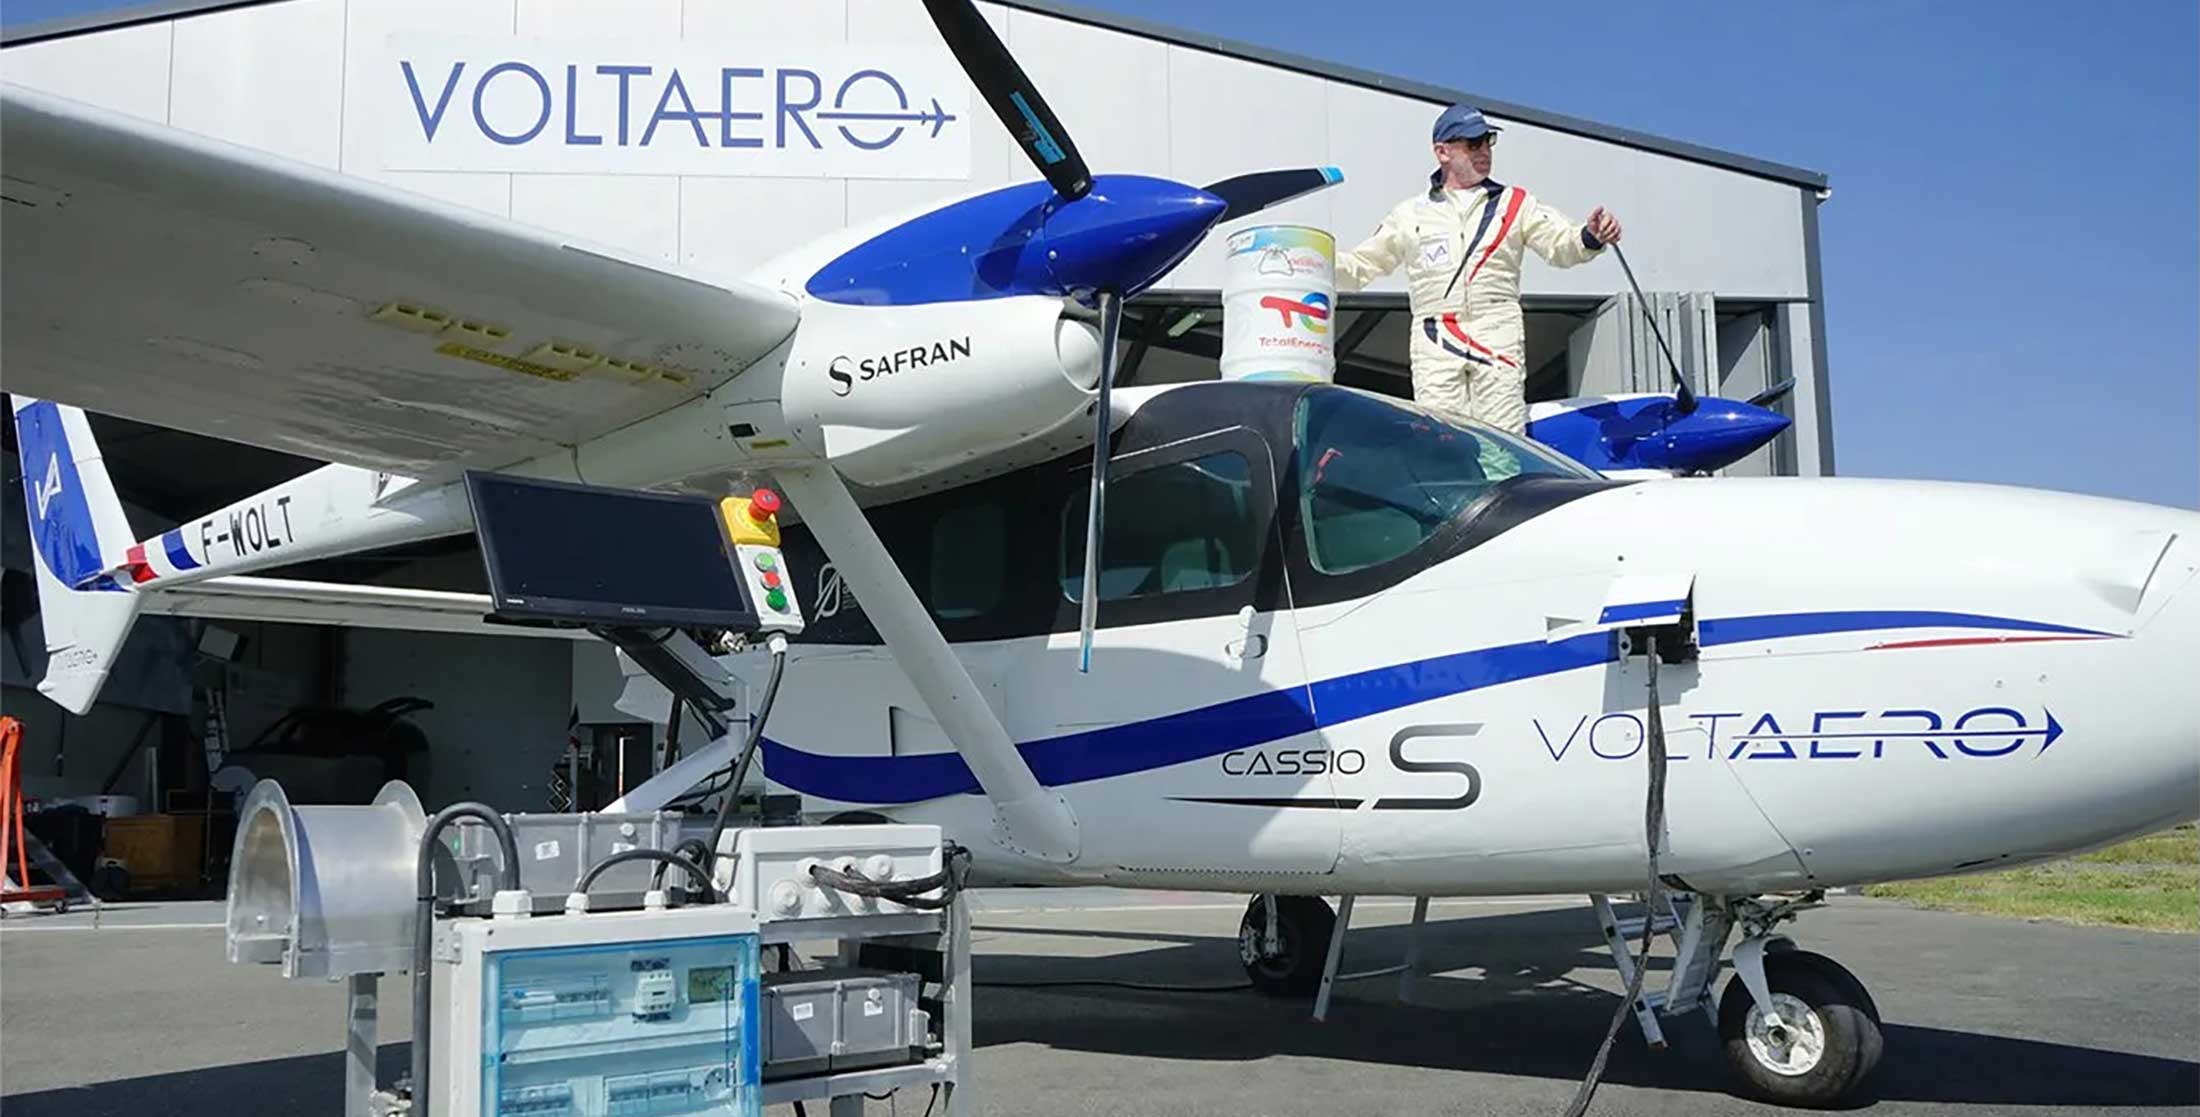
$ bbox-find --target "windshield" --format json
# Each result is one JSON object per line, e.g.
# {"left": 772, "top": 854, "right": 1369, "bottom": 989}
{"left": 1294, "top": 388, "right": 1592, "bottom": 575}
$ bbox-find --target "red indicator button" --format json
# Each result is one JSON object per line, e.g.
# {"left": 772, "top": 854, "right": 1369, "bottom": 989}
{"left": 749, "top": 488, "right": 782, "bottom": 521}
{"left": 761, "top": 571, "right": 782, "bottom": 589}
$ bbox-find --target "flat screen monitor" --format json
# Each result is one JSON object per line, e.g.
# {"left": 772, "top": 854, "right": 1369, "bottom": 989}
{"left": 466, "top": 471, "right": 760, "bottom": 631}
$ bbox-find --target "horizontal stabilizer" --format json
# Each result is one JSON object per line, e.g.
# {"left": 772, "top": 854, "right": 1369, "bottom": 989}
{"left": 138, "top": 576, "right": 589, "bottom": 640}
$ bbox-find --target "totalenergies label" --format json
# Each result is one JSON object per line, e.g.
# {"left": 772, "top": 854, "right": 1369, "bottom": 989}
{"left": 1220, "top": 226, "right": 1337, "bottom": 382}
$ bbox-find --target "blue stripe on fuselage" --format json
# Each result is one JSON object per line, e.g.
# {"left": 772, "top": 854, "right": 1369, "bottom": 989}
{"left": 763, "top": 610, "right": 2115, "bottom": 804}
{"left": 1697, "top": 610, "right": 2106, "bottom": 646}
{"left": 766, "top": 633, "right": 1615, "bottom": 804}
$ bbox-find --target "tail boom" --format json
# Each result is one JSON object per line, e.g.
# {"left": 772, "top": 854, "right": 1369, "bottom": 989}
{"left": 106, "top": 466, "right": 473, "bottom": 590}
{"left": 9, "top": 399, "right": 476, "bottom": 712}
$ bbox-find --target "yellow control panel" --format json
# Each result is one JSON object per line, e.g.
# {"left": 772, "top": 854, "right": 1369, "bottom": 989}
{"left": 721, "top": 488, "right": 802, "bottom": 633}
{"left": 720, "top": 491, "right": 782, "bottom": 548}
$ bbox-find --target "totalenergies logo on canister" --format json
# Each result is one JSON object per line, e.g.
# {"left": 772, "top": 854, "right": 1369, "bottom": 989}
{"left": 1257, "top": 292, "right": 1331, "bottom": 334}
{"left": 1221, "top": 226, "right": 1337, "bottom": 382}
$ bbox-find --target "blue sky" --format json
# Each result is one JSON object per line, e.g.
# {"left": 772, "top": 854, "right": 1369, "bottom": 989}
{"left": 1082, "top": 0, "right": 2200, "bottom": 509}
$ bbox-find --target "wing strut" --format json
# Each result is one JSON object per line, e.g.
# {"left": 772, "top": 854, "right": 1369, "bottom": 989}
{"left": 771, "top": 463, "right": 1080, "bottom": 863}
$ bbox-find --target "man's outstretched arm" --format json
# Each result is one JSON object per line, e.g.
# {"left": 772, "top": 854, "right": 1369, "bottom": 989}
{"left": 1336, "top": 204, "right": 1414, "bottom": 291}
{"left": 1525, "top": 199, "right": 1622, "bottom": 268}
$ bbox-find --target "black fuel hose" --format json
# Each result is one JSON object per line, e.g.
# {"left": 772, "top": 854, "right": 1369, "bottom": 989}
{"left": 412, "top": 803, "right": 519, "bottom": 1117}
{"left": 1561, "top": 634, "right": 1671, "bottom": 1117}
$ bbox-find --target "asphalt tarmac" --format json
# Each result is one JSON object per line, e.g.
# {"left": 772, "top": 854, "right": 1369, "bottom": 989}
{"left": 3, "top": 891, "right": 2194, "bottom": 1115}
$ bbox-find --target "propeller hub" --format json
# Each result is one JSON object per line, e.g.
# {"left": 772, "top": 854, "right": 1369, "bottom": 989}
{"left": 1041, "top": 177, "right": 1226, "bottom": 300}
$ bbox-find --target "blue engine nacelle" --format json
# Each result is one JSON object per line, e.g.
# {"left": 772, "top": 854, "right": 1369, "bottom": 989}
{"left": 1528, "top": 395, "right": 1792, "bottom": 475}
{"left": 805, "top": 175, "right": 1226, "bottom": 308}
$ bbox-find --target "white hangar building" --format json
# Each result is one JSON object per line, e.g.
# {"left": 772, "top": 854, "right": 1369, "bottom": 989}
{"left": 0, "top": 0, "right": 1833, "bottom": 832}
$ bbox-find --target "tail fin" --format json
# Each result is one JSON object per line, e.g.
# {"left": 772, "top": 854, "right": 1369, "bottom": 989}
{"left": 8, "top": 397, "right": 144, "bottom": 714}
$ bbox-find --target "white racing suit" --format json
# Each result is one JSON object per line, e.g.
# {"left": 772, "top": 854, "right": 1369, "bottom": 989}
{"left": 1337, "top": 178, "right": 1605, "bottom": 435}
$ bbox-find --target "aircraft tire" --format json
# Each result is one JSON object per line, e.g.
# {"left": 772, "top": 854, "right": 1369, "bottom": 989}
{"left": 1718, "top": 953, "right": 1882, "bottom": 1108}
{"left": 1237, "top": 894, "right": 1335, "bottom": 998}
{"left": 1772, "top": 947, "right": 1883, "bottom": 1029}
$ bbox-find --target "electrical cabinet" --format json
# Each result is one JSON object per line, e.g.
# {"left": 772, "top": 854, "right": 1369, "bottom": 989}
{"left": 441, "top": 907, "right": 762, "bottom": 1117}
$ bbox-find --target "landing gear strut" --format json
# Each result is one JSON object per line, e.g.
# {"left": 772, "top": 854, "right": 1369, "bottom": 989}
{"left": 1237, "top": 894, "right": 1334, "bottom": 997}
{"left": 1715, "top": 895, "right": 1883, "bottom": 1108}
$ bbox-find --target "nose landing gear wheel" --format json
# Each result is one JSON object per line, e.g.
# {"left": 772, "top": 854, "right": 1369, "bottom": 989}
{"left": 1237, "top": 894, "right": 1335, "bottom": 998}
{"left": 1718, "top": 952, "right": 1882, "bottom": 1108}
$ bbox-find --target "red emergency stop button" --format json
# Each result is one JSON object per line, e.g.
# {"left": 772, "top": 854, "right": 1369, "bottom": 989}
{"left": 748, "top": 488, "right": 782, "bottom": 521}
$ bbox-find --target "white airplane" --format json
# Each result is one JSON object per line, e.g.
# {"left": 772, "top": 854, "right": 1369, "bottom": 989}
{"left": 5, "top": 2, "right": 2197, "bottom": 1108}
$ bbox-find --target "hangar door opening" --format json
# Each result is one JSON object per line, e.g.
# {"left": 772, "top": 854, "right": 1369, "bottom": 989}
{"left": 1118, "top": 292, "right": 1797, "bottom": 478}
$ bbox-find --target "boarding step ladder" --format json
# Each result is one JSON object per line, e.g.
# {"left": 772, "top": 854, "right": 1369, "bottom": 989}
{"left": 1588, "top": 891, "right": 1730, "bottom": 1049}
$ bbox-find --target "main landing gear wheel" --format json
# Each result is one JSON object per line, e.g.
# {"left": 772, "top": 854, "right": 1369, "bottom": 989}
{"left": 1718, "top": 951, "right": 1883, "bottom": 1108}
{"left": 1237, "top": 894, "right": 1335, "bottom": 997}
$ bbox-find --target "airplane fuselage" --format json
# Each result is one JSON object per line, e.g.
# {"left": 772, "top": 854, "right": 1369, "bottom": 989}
{"left": 744, "top": 381, "right": 2200, "bottom": 897}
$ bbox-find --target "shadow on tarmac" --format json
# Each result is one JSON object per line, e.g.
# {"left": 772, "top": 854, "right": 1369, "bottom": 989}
{"left": 6, "top": 908, "right": 2194, "bottom": 1115}
{"left": 964, "top": 906, "right": 2200, "bottom": 1111}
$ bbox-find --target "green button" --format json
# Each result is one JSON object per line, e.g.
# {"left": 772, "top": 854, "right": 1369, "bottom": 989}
{"left": 765, "top": 589, "right": 789, "bottom": 612}
{"left": 753, "top": 552, "right": 777, "bottom": 572}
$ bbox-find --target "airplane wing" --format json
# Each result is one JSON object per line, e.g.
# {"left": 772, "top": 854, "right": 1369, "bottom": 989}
{"left": 0, "top": 83, "right": 800, "bottom": 481}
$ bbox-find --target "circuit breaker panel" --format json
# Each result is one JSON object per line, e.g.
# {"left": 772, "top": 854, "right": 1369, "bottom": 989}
{"left": 450, "top": 913, "right": 762, "bottom": 1117}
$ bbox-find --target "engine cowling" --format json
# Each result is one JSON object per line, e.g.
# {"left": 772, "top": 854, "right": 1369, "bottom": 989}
{"left": 778, "top": 295, "right": 1102, "bottom": 487}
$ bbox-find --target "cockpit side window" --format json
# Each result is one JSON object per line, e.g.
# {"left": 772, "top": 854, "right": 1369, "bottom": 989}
{"left": 1059, "top": 451, "right": 1260, "bottom": 602}
{"left": 1294, "top": 388, "right": 1588, "bottom": 575}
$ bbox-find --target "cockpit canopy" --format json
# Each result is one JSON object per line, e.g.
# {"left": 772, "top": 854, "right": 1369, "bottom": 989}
{"left": 780, "top": 380, "right": 1610, "bottom": 646}
{"left": 1293, "top": 386, "right": 1595, "bottom": 575}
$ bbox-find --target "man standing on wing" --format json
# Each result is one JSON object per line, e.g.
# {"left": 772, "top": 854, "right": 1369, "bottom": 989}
{"left": 1337, "top": 104, "right": 1623, "bottom": 447}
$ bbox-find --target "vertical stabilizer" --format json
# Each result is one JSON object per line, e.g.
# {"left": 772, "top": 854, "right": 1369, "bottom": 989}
{"left": 8, "top": 398, "right": 144, "bottom": 713}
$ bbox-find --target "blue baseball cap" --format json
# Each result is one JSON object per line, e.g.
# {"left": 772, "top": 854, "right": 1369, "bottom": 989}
{"left": 1432, "top": 104, "right": 1501, "bottom": 143}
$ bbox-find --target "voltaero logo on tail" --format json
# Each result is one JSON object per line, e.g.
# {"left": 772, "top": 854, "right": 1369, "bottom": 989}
{"left": 33, "top": 454, "right": 63, "bottom": 520}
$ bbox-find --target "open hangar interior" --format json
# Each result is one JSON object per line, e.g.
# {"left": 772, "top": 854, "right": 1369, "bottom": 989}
{"left": 0, "top": 0, "right": 1831, "bottom": 899}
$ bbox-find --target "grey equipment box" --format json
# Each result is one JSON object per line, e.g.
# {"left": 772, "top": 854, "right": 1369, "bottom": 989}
{"left": 761, "top": 968, "right": 927, "bottom": 1081}
{"left": 452, "top": 811, "right": 688, "bottom": 912}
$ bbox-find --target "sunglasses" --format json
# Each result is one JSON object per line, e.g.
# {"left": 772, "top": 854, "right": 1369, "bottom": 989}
{"left": 1458, "top": 134, "right": 1497, "bottom": 151}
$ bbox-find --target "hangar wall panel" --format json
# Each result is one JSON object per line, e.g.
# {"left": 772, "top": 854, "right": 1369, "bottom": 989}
{"left": 0, "top": 21, "right": 173, "bottom": 121}
{"left": 680, "top": 177, "right": 850, "bottom": 280}
{"left": 1006, "top": 10, "right": 1171, "bottom": 176}
{"left": 682, "top": 0, "right": 848, "bottom": 40}
{"left": 1161, "top": 45, "right": 1334, "bottom": 292}
{"left": 0, "top": 0, "right": 1814, "bottom": 301}
{"left": 338, "top": 0, "right": 517, "bottom": 215}
{"left": 507, "top": 0, "right": 681, "bottom": 257}
{"left": 1493, "top": 121, "right": 1808, "bottom": 299}
{"left": 511, "top": 173, "right": 682, "bottom": 263}
{"left": 169, "top": 0, "right": 346, "bottom": 170}
{"left": 841, "top": 0, "right": 1015, "bottom": 227}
